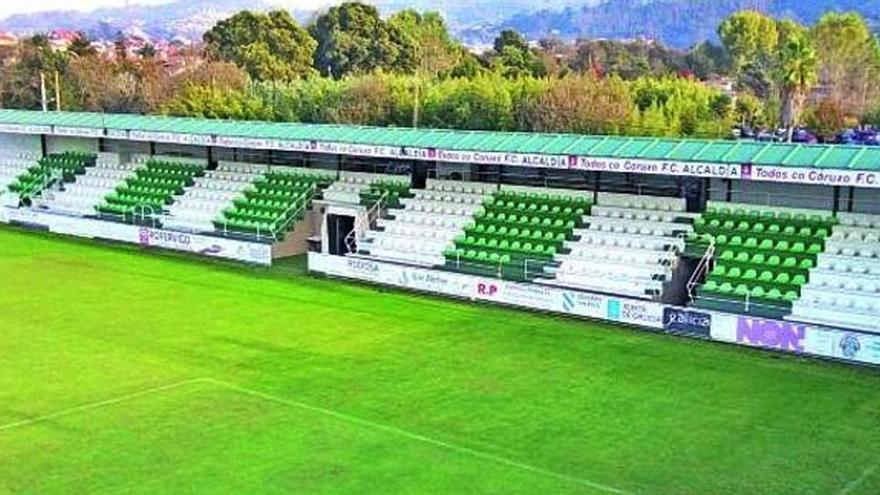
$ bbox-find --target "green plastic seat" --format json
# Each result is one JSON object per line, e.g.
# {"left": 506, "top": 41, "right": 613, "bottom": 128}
{"left": 758, "top": 271, "right": 774, "bottom": 282}
{"left": 799, "top": 258, "right": 814, "bottom": 270}
{"left": 790, "top": 242, "right": 806, "bottom": 254}
{"left": 783, "top": 291, "right": 799, "bottom": 302}
{"left": 734, "top": 284, "right": 750, "bottom": 297}
{"left": 704, "top": 280, "right": 719, "bottom": 292}
{"left": 743, "top": 269, "right": 758, "bottom": 280}
{"left": 712, "top": 265, "right": 727, "bottom": 276}
{"left": 758, "top": 239, "right": 774, "bottom": 251}
{"left": 766, "top": 255, "right": 781, "bottom": 266}
{"left": 775, "top": 272, "right": 790, "bottom": 284}
{"left": 782, "top": 257, "right": 797, "bottom": 268}
{"left": 718, "top": 282, "right": 734, "bottom": 294}
{"left": 792, "top": 274, "right": 807, "bottom": 285}
{"left": 728, "top": 267, "right": 742, "bottom": 278}
{"left": 751, "top": 253, "right": 766, "bottom": 265}
{"left": 807, "top": 244, "right": 822, "bottom": 254}
{"left": 766, "top": 288, "right": 783, "bottom": 301}
{"left": 750, "top": 286, "right": 766, "bottom": 299}
{"left": 735, "top": 252, "right": 750, "bottom": 263}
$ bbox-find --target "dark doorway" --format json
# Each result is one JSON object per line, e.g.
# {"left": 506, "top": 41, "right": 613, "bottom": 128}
{"left": 327, "top": 214, "right": 355, "bottom": 255}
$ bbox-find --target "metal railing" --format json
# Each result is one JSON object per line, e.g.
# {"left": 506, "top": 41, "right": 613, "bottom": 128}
{"left": 215, "top": 183, "right": 317, "bottom": 243}
{"left": 345, "top": 190, "right": 389, "bottom": 255}
{"left": 687, "top": 239, "right": 715, "bottom": 301}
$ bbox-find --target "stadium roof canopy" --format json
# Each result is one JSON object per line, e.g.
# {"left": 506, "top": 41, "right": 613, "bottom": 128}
{"left": 1, "top": 109, "right": 880, "bottom": 172}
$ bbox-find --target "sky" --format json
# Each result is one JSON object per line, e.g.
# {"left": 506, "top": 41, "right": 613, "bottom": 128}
{"left": 0, "top": 0, "right": 334, "bottom": 17}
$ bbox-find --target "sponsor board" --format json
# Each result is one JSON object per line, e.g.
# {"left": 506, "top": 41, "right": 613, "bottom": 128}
{"left": 128, "top": 130, "right": 213, "bottom": 146}
{"left": 710, "top": 313, "right": 880, "bottom": 365}
{"left": 0, "top": 124, "right": 51, "bottom": 135}
{"left": 606, "top": 298, "right": 665, "bottom": 328}
{"left": 575, "top": 157, "right": 742, "bottom": 179}
{"left": 663, "top": 308, "right": 712, "bottom": 337}
{"left": 746, "top": 165, "right": 880, "bottom": 189}
{"left": 53, "top": 126, "right": 105, "bottom": 138}
{"left": 309, "top": 254, "right": 664, "bottom": 329}
{"left": 2, "top": 209, "right": 271, "bottom": 264}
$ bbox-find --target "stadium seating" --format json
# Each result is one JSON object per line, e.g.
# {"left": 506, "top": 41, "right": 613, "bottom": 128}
{"left": 7, "top": 151, "right": 95, "bottom": 198}
{"left": 162, "top": 162, "right": 266, "bottom": 233}
{"left": 444, "top": 185, "right": 591, "bottom": 280}
{"left": 788, "top": 212, "right": 880, "bottom": 331}
{"left": 323, "top": 172, "right": 396, "bottom": 204}
{"left": 361, "top": 179, "right": 494, "bottom": 266}
{"left": 0, "top": 154, "right": 39, "bottom": 197}
{"left": 359, "top": 178, "right": 411, "bottom": 209}
{"left": 213, "top": 167, "right": 334, "bottom": 239}
{"left": 36, "top": 154, "right": 143, "bottom": 216}
{"left": 546, "top": 192, "right": 690, "bottom": 298}
{"left": 688, "top": 202, "right": 836, "bottom": 318}
{"left": 96, "top": 159, "right": 205, "bottom": 221}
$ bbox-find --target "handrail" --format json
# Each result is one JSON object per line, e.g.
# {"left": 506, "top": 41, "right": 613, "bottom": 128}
{"left": 345, "top": 190, "right": 389, "bottom": 255}
{"left": 687, "top": 239, "right": 715, "bottom": 301}
{"left": 216, "top": 183, "right": 317, "bottom": 242}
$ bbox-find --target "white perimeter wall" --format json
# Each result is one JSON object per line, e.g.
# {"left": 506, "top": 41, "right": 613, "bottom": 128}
{"left": 0, "top": 132, "right": 41, "bottom": 157}
{"left": 46, "top": 136, "right": 100, "bottom": 154}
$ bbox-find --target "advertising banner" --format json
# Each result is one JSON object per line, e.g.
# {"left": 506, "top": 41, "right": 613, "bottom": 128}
{"left": 309, "top": 254, "right": 665, "bottom": 330}
{"left": 575, "top": 157, "right": 743, "bottom": 180}
{"left": 744, "top": 165, "right": 880, "bottom": 189}
{"left": 663, "top": 308, "right": 712, "bottom": 337}
{"left": 128, "top": 130, "right": 214, "bottom": 147}
{"left": 0, "top": 124, "right": 51, "bottom": 135}
{"left": 53, "top": 126, "right": 105, "bottom": 138}
{"left": 3, "top": 210, "right": 271, "bottom": 264}
{"left": 606, "top": 298, "right": 665, "bottom": 328}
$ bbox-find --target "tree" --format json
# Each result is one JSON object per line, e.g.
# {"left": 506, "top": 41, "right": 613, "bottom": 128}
{"left": 685, "top": 41, "right": 730, "bottom": 79}
{"left": 718, "top": 11, "right": 778, "bottom": 72}
{"left": 734, "top": 93, "right": 764, "bottom": 128}
{"left": 137, "top": 43, "right": 156, "bottom": 59}
{"left": 777, "top": 31, "right": 818, "bottom": 141}
{"left": 812, "top": 12, "right": 880, "bottom": 116}
{"left": 67, "top": 32, "right": 96, "bottom": 58}
{"left": 204, "top": 10, "right": 317, "bottom": 82}
{"left": 521, "top": 75, "right": 636, "bottom": 134}
{"left": 387, "top": 10, "right": 462, "bottom": 76}
{"left": 719, "top": 10, "right": 778, "bottom": 97}
{"left": 805, "top": 98, "right": 846, "bottom": 142}
{"left": 310, "top": 2, "right": 415, "bottom": 78}
{"left": 490, "top": 30, "right": 546, "bottom": 79}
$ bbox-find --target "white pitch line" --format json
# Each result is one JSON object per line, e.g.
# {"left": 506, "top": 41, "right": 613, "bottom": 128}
{"left": 204, "top": 378, "right": 632, "bottom": 495}
{"left": 0, "top": 378, "right": 209, "bottom": 433}
{"left": 837, "top": 464, "right": 878, "bottom": 495}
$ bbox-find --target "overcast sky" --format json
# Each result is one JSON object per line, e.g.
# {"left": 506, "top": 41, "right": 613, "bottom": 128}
{"left": 0, "top": 0, "right": 334, "bottom": 17}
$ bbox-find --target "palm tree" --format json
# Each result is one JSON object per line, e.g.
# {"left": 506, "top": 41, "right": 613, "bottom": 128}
{"left": 778, "top": 33, "right": 818, "bottom": 142}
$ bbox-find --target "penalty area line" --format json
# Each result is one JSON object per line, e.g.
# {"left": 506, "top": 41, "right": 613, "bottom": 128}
{"left": 837, "top": 463, "right": 878, "bottom": 495}
{"left": 204, "top": 378, "right": 633, "bottom": 495}
{"left": 0, "top": 378, "right": 210, "bottom": 433}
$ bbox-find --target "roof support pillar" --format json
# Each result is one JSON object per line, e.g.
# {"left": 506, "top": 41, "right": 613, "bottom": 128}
{"left": 724, "top": 178, "right": 733, "bottom": 202}
{"left": 847, "top": 187, "right": 855, "bottom": 213}
{"left": 39, "top": 134, "right": 47, "bottom": 158}
{"left": 833, "top": 186, "right": 841, "bottom": 214}
{"left": 149, "top": 141, "right": 156, "bottom": 157}
{"left": 207, "top": 145, "right": 215, "bottom": 170}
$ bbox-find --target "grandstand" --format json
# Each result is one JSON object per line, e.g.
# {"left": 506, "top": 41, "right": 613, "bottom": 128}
{"left": 0, "top": 109, "right": 879, "bottom": 368}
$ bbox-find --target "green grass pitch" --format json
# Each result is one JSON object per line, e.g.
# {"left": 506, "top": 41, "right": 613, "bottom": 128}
{"left": 1, "top": 225, "right": 880, "bottom": 495}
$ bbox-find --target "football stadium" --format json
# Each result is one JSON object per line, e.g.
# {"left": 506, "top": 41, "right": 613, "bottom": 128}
{"left": 2, "top": 109, "right": 880, "bottom": 494}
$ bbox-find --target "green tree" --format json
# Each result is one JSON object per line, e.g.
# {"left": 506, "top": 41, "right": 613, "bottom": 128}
{"left": 777, "top": 31, "right": 818, "bottom": 141}
{"left": 490, "top": 30, "right": 546, "bottom": 79}
{"left": 718, "top": 11, "right": 779, "bottom": 71}
{"left": 812, "top": 12, "right": 880, "bottom": 116}
{"left": 387, "top": 10, "right": 462, "bottom": 76}
{"left": 310, "top": 2, "right": 415, "bottom": 78}
{"left": 204, "top": 10, "right": 317, "bottom": 82}
{"left": 67, "top": 32, "right": 96, "bottom": 58}
{"left": 805, "top": 98, "right": 846, "bottom": 142}
{"left": 719, "top": 10, "right": 778, "bottom": 97}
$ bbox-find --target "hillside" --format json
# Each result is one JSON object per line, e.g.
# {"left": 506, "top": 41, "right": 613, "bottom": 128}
{"left": 488, "top": 0, "right": 880, "bottom": 48}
